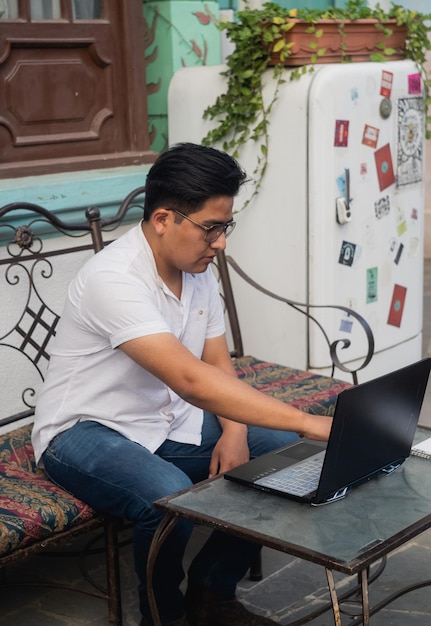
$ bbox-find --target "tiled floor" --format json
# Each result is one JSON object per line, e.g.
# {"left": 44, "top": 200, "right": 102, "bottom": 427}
{"left": 1, "top": 261, "right": 431, "bottom": 625}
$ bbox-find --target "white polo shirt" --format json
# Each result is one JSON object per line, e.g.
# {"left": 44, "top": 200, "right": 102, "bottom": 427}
{"left": 32, "top": 223, "right": 225, "bottom": 464}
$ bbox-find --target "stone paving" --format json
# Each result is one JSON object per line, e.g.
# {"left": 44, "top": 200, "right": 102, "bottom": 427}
{"left": 0, "top": 523, "right": 430, "bottom": 625}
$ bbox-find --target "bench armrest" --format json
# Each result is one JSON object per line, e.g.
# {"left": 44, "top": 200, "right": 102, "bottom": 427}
{"left": 225, "top": 254, "right": 375, "bottom": 385}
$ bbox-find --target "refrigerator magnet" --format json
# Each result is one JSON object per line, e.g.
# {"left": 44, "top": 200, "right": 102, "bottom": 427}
{"left": 374, "top": 144, "right": 395, "bottom": 191}
{"left": 334, "top": 120, "right": 349, "bottom": 147}
{"left": 387, "top": 284, "right": 407, "bottom": 328}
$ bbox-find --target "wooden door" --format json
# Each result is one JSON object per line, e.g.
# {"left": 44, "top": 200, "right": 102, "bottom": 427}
{"left": 0, "top": 0, "right": 154, "bottom": 178}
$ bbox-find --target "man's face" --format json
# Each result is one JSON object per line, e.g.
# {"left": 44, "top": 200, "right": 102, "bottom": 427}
{"left": 165, "top": 195, "right": 235, "bottom": 274}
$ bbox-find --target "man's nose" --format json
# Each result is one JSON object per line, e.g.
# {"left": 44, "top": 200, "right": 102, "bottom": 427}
{"left": 210, "top": 232, "right": 227, "bottom": 250}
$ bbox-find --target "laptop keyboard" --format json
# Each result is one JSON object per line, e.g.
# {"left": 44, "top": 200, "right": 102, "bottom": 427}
{"left": 254, "top": 451, "right": 326, "bottom": 496}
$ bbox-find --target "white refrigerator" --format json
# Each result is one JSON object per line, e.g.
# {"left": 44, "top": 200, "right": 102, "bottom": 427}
{"left": 168, "top": 60, "right": 425, "bottom": 383}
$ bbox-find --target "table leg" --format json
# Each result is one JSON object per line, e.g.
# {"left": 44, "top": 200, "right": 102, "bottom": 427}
{"left": 147, "top": 513, "right": 179, "bottom": 626}
{"left": 325, "top": 568, "right": 342, "bottom": 626}
{"left": 360, "top": 568, "right": 370, "bottom": 626}
{"left": 326, "top": 567, "right": 371, "bottom": 626}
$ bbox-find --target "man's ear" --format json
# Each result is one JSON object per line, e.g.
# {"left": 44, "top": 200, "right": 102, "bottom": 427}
{"left": 151, "top": 208, "right": 171, "bottom": 235}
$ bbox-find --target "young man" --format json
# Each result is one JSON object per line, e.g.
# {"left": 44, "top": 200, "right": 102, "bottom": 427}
{"left": 32, "top": 143, "right": 331, "bottom": 626}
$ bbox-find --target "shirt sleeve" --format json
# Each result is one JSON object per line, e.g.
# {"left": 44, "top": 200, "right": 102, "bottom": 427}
{"left": 205, "top": 268, "right": 226, "bottom": 339}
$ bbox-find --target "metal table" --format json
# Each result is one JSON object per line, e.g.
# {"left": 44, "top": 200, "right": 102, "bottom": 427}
{"left": 148, "top": 429, "right": 431, "bottom": 625}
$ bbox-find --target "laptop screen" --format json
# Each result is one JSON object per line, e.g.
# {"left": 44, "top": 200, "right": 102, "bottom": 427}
{"left": 315, "top": 358, "right": 431, "bottom": 503}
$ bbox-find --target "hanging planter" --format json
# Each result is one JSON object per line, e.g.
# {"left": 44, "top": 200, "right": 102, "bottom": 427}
{"left": 267, "top": 19, "right": 408, "bottom": 67}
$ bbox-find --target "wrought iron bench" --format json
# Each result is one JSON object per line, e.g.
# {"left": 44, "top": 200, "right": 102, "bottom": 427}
{"left": 0, "top": 188, "right": 145, "bottom": 625}
{"left": 0, "top": 187, "right": 375, "bottom": 611}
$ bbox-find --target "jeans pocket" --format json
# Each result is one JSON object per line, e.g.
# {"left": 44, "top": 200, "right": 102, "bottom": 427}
{"left": 45, "top": 432, "right": 62, "bottom": 457}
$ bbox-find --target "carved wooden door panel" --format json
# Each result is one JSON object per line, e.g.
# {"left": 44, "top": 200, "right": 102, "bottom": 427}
{"left": 0, "top": 0, "right": 153, "bottom": 178}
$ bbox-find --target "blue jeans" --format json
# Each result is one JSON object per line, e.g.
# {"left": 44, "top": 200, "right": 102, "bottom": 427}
{"left": 43, "top": 414, "right": 298, "bottom": 624}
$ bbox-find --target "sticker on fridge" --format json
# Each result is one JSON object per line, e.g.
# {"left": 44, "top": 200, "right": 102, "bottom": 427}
{"left": 338, "top": 241, "right": 356, "bottom": 266}
{"left": 366, "top": 268, "right": 378, "bottom": 303}
{"left": 397, "top": 96, "right": 423, "bottom": 187}
{"left": 380, "top": 71, "right": 393, "bottom": 98}
{"left": 340, "top": 318, "right": 353, "bottom": 333}
{"left": 394, "top": 243, "right": 404, "bottom": 265}
{"left": 408, "top": 73, "right": 422, "bottom": 95}
{"left": 334, "top": 120, "right": 349, "bottom": 147}
{"left": 395, "top": 205, "right": 407, "bottom": 237}
{"left": 387, "top": 284, "right": 407, "bottom": 328}
{"left": 409, "top": 237, "right": 420, "bottom": 257}
{"left": 374, "top": 196, "right": 390, "bottom": 219}
{"left": 375, "top": 144, "right": 395, "bottom": 191}
{"left": 362, "top": 124, "right": 379, "bottom": 148}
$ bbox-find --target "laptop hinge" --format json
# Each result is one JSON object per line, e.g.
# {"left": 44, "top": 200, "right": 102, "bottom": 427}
{"left": 381, "top": 460, "right": 403, "bottom": 474}
{"left": 313, "top": 486, "right": 350, "bottom": 506}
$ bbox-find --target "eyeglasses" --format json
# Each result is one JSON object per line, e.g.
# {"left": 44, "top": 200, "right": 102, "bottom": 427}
{"left": 173, "top": 209, "right": 236, "bottom": 243}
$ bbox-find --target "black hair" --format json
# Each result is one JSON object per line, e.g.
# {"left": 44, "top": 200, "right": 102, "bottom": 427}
{"left": 143, "top": 142, "right": 247, "bottom": 219}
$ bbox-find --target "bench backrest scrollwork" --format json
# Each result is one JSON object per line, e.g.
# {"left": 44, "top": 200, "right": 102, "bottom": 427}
{"left": 0, "top": 187, "right": 146, "bottom": 429}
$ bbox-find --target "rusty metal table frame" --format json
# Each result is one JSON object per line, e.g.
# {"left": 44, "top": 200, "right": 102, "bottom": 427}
{"left": 147, "top": 431, "right": 431, "bottom": 626}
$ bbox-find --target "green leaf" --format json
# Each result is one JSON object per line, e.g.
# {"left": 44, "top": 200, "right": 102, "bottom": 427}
{"left": 273, "top": 39, "right": 286, "bottom": 53}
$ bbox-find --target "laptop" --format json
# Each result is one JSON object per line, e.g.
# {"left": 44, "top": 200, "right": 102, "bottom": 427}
{"left": 224, "top": 358, "right": 431, "bottom": 505}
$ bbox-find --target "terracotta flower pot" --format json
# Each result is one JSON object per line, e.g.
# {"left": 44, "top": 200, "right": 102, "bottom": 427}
{"left": 268, "top": 19, "right": 408, "bottom": 66}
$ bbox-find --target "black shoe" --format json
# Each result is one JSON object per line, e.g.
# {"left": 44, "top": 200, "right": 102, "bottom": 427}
{"left": 185, "top": 583, "right": 277, "bottom": 626}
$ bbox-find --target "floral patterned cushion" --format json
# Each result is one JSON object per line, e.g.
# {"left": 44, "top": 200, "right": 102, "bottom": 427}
{"left": 233, "top": 356, "right": 351, "bottom": 416}
{"left": 0, "top": 424, "right": 96, "bottom": 558}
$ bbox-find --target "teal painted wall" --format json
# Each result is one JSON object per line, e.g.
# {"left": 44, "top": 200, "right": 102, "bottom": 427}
{"left": 0, "top": 166, "right": 149, "bottom": 232}
{"left": 144, "top": 1, "right": 221, "bottom": 153}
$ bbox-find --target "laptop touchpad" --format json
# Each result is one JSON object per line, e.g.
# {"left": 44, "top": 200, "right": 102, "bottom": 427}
{"left": 276, "top": 441, "right": 324, "bottom": 461}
